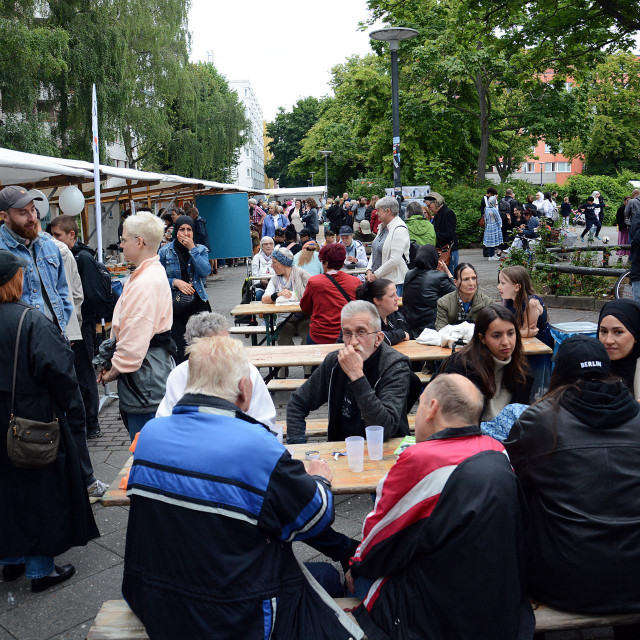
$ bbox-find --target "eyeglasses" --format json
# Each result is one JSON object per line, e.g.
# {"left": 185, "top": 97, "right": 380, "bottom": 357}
{"left": 342, "top": 330, "right": 378, "bottom": 341}
{"left": 120, "top": 236, "right": 147, "bottom": 246}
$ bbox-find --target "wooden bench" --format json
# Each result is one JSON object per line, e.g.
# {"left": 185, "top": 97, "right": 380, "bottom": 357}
{"left": 87, "top": 598, "right": 363, "bottom": 639}
{"left": 86, "top": 598, "right": 640, "bottom": 639}
{"left": 267, "top": 373, "right": 432, "bottom": 393}
{"left": 229, "top": 325, "right": 267, "bottom": 346}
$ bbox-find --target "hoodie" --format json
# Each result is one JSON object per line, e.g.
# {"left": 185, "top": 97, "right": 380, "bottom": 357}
{"left": 406, "top": 214, "right": 436, "bottom": 246}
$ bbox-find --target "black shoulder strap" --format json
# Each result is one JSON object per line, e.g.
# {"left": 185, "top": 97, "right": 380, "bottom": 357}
{"left": 324, "top": 273, "right": 353, "bottom": 303}
{"left": 10, "top": 306, "right": 31, "bottom": 418}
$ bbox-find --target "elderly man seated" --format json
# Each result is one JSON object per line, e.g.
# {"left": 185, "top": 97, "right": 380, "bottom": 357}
{"left": 155, "top": 311, "right": 276, "bottom": 427}
{"left": 286, "top": 300, "right": 412, "bottom": 444}
{"left": 123, "top": 336, "right": 363, "bottom": 640}
{"left": 346, "top": 374, "right": 535, "bottom": 640}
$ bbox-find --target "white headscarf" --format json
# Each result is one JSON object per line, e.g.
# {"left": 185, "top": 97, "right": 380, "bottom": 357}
{"left": 534, "top": 192, "right": 545, "bottom": 210}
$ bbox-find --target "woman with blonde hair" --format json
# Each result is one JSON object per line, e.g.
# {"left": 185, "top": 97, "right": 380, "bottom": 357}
{"left": 97, "top": 211, "right": 174, "bottom": 439}
{"left": 293, "top": 240, "right": 323, "bottom": 275}
{"left": 0, "top": 251, "right": 99, "bottom": 592}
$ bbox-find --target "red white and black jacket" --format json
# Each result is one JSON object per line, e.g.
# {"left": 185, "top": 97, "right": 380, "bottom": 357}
{"left": 351, "top": 425, "right": 535, "bottom": 640}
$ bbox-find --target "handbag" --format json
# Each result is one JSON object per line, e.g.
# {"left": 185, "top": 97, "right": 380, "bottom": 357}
{"left": 172, "top": 284, "right": 195, "bottom": 314}
{"left": 478, "top": 215, "right": 486, "bottom": 228}
{"left": 437, "top": 244, "right": 452, "bottom": 266}
{"left": 6, "top": 307, "right": 60, "bottom": 469}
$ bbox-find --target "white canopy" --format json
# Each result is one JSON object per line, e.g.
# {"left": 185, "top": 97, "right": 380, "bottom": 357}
{"left": 260, "top": 185, "right": 327, "bottom": 199}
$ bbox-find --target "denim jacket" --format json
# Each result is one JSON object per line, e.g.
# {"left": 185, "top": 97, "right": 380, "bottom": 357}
{"left": 158, "top": 241, "right": 210, "bottom": 302}
{"left": 0, "top": 224, "right": 72, "bottom": 333}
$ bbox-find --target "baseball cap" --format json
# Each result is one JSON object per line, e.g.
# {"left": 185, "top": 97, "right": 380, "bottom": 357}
{"left": 424, "top": 192, "right": 444, "bottom": 206}
{"left": 0, "top": 249, "right": 27, "bottom": 285}
{"left": 339, "top": 225, "right": 353, "bottom": 236}
{"left": 0, "top": 185, "right": 43, "bottom": 212}
{"left": 553, "top": 335, "right": 610, "bottom": 382}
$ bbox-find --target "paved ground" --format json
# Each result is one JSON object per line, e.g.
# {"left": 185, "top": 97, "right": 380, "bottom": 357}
{"left": 0, "top": 240, "right": 614, "bottom": 639}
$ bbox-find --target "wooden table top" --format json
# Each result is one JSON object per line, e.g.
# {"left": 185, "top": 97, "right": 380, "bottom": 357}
{"left": 247, "top": 268, "right": 367, "bottom": 281}
{"left": 231, "top": 296, "right": 403, "bottom": 317}
{"left": 245, "top": 337, "right": 551, "bottom": 367}
{"left": 101, "top": 438, "right": 403, "bottom": 506}
{"left": 288, "top": 438, "right": 403, "bottom": 494}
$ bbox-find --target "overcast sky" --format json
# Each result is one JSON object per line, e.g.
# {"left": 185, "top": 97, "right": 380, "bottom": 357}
{"left": 188, "top": 0, "right": 384, "bottom": 122}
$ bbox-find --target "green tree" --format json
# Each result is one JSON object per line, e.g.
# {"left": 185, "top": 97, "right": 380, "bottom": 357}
{"left": 142, "top": 63, "right": 248, "bottom": 182}
{"left": 365, "top": 0, "right": 636, "bottom": 181}
{"left": 561, "top": 53, "right": 640, "bottom": 176}
{"left": 265, "top": 97, "right": 321, "bottom": 188}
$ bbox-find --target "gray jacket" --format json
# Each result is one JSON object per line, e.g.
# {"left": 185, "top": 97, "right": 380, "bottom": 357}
{"left": 286, "top": 342, "right": 411, "bottom": 444}
{"left": 435, "top": 290, "right": 493, "bottom": 331}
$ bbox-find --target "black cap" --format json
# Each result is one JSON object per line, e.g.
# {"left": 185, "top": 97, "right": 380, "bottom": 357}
{"left": 0, "top": 249, "right": 27, "bottom": 285}
{"left": 0, "top": 185, "right": 43, "bottom": 212}
{"left": 338, "top": 225, "right": 353, "bottom": 236}
{"left": 554, "top": 335, "right": 610, "bottom": 382}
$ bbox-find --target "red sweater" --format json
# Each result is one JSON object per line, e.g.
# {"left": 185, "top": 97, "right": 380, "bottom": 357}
{"left": 300, "top": 271, "right": 361, "bottom": 343}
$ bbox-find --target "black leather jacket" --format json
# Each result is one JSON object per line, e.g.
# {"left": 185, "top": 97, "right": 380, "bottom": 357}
{"left": 505, "top": 380, "right": 640, "bottom": 614}
{"left": 403, "top": 268, "right": 456, "bottom": 334}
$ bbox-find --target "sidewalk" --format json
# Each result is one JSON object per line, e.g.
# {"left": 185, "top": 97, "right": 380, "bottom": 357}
{"left": 0, "top": 251, "right": 611, "bottom": 639}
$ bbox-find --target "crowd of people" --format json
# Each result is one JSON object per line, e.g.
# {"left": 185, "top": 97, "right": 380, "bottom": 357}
{"left": 2, "top": 183, "right": 640, "bottom": 640}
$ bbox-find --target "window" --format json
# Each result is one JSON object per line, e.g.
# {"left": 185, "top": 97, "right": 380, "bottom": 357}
{"left": 544, "top": 143, "right": 552, "bottom": 154}
{"left": 246, "top": 168, "right": 250, "bottom": 176}
{"left": 556, "top": 162, "right": 571, "bottom": 172}
{"left": 522, "top": 162, "right": 536, "bottom": 173}
{"left": 565, "top": 81, "right": 572, "bottom": 92}
{"left": 245, "top": 148, "right": 249, "bottom": 156}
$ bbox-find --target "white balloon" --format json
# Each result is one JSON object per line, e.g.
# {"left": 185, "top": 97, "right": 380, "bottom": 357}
{"left": 27, "top": 189, "right": 49, "bottom": 219}
{"left": 58, "top": 185, "right": 85, "bottom": 215}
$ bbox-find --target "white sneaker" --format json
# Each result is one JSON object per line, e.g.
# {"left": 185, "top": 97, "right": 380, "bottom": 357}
{"left": 488, "top": 255, "right": 500, "bottom": 261}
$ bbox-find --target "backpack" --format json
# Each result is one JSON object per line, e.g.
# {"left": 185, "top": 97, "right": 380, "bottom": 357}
{"left": 85, "top": 260, "right": 119, "bottom": 321}
{"left": 498, "top": 198, "right": 511, "bottom": 216}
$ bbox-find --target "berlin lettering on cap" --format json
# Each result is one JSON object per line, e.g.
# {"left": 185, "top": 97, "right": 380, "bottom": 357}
{"left": 0, "top": 185, "right": 43, "bottom": 212}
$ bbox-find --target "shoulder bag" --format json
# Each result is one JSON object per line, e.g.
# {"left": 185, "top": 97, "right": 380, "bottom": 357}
{"left": 6, "top": 307, "right": 60, "bottom": 469}
{"left": 172, "top": 284, "right": 195, "bottom": 314}
{"left": 324, "top": 273, "right": 354, "bottom": 303}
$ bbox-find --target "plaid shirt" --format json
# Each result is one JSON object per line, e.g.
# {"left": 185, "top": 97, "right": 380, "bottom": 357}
{"left": 250, "top": 206, "right": 265, "bottom": 225}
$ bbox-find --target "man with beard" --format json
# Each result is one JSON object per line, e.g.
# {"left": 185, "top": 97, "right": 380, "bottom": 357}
{"left": 0, "top": 185, "right": 72, "bottom": 333}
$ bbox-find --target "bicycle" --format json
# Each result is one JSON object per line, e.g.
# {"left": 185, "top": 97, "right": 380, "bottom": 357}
{"left": 615, "top": 269, "right": 633, "bottom": 299}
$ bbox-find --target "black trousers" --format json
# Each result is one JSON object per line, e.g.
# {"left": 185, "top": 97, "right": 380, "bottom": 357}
{"left": 73, "top": 325, "right": 100, "bottom": 434}
{"left": 171, "top": 297, "right": 211, "bottom": 364}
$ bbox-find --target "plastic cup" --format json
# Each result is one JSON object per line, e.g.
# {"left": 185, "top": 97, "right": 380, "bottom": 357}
{"left": 273, "top": 424, "right": 283, "bottom": 444}
{"left": 345, "top": 436, "right": 364, "bottom": 473}
{"left": 365, "top": 426, "right": 384, "bottom": 461}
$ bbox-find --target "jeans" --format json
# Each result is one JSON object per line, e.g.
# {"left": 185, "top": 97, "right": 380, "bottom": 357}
{"left": 305, "top": 562, "right": 343, "bottom": 598}
{"left": 396, "top": 284, "right": 404, "bottom": 297}
{"left": 485, "top": 246, "right": 495, "bottom": 257}
{"left": 632, "top": 280, "right": 640, "bottom": 302}
{"left": 450, "top": 250, "right": 459, "bottom": 275}
{"left": 122, "top": 411, "right": 156, "bottom": 441}
{"left": 1, "top": 556, "right": 54, "bottom": 579}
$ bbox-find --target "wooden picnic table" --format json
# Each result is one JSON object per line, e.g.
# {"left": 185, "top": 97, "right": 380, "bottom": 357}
{"left": 101, "top": 437, "right": 404, "bottom": 506}
{"left": 288, "top": 438, "right": 403, "bottom": 494}
{"left": 247, "top": 268, "right": 367, "bottom": 282}
{"left": 245, "top": 337, "right": 552, "bottom": 369}
{"left": 230, "top": 297, "right": 403, "bottom": 346}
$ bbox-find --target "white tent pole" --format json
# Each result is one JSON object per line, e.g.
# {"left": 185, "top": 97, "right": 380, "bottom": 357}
{"left": 91, "top": 84, "right": 103, "bottom": 263}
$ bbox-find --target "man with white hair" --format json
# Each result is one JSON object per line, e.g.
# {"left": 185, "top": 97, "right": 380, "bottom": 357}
{"left": 155, "top": 312, "right": 276, "bottom": 427}
{"left": 286, "top": 300, "right": 412, "bottom": 444}
{"left": 347, "top": 374, "right": 534, "bottom": 639}
{"left": 123, "top": 336, "right": 363, "bottom": 640}
{"left": 96, "top": 211, "right": 173, "bottom": 439}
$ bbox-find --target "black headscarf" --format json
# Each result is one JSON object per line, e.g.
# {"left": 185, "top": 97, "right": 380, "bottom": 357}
{"left": 598, "top": 299, "right": 640, "bottom": 391}
{"left": 172, "top": 215, "right": 195, "bottom": 281}
{"left": 414, "top": 244, "right": 439, "bottom": 270}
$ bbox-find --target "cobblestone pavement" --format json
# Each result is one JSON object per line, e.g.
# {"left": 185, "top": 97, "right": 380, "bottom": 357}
{"left": 0, "top": 246, "right": 610, "bottom": 639}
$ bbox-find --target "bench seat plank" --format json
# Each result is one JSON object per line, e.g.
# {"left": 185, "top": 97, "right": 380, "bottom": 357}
{"left": 87, "top": 599, "right": 640, "bottom": 639}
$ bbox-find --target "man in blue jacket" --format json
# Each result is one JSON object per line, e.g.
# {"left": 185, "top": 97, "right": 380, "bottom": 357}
{"left": 123, "top": 335, "right": 363, "bottom": 640}
{"left": 0, "top": 185, "right": 72, "bottom": 334}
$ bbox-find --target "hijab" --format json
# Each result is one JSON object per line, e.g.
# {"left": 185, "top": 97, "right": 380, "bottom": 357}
{"left": 172, "top": 215, "right": 195, "bottom": 281}
{"left": 414, "top": 244, "right": 439, "bottom": 271}
{"left": 598, "top": 299, "right": 640, "bottom": 391}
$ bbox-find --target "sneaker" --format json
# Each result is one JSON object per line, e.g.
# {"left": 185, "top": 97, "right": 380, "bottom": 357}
{"left": 87, "top": 480, "right": 109, "bottom": 501}
{"left": 488, "top": 255, "right": 500, "bottom": 261}
{"left": 86, "top": 428, "right": 102, "bottom": 440}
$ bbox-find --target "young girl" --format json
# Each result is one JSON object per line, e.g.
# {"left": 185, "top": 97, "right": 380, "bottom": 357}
{"left": 440, "top": 304, "right": 532, "bottom": 420}
{"left": 560, "top": 196, "right": 573, "bottom": 228}
{"left": 498, "top": 265, "right": 553, "bottom": 348}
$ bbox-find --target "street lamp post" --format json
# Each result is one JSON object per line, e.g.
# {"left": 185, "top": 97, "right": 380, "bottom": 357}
{"left": 369, "top": 27, "right": 419, "bottom": 204}
{"left": 310, "top": 172, "right": 315, "bottom": 187}
{"left": 319, "top": 150, "right": 332, "bottom": 197}
{"left": 540, "top": 163, "right": 544, "bottom": 187}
